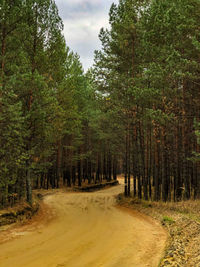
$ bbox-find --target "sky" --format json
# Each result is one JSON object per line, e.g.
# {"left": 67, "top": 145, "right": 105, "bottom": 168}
{"left": 55, "top": 0, "right": 118, "bottom": 71}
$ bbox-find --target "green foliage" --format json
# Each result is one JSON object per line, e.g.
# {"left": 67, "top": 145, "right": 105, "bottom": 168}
{"left": 93, "top": 0, "right": 200, "bottom": 201}
{"left": 162, "top": 216, "right": 175, "bottom": 224}
{"left": 0, "top": 0, "right": 92, "bottom": 205}
{"left": 0, "top": 90, "right": 25, "bottom": 201}
{"left": 1, "top": 0, "right": 200, "bottom": 206}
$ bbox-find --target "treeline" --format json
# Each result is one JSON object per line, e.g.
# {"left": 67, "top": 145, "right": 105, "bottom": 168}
{"left": 1, "top": 0, "right": 200, "bottom": 208}
{"left": 93, "top": 0, "right": 200, "bottom": 201}
{"left": 0, "top": 0, "right": 118, "bottom": 208}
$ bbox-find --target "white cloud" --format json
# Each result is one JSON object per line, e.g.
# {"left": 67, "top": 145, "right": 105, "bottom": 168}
{"left": 55, "top": 0, "right": 118, "bottom": 71}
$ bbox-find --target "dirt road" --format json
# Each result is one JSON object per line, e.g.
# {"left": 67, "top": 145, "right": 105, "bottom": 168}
{"left": 0, "top": 182, "right": 167, "bottom": 267}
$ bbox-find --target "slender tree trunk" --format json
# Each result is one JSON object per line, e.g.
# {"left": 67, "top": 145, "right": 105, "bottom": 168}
{"left": 77, "top": 147, "right": 82, "bottom": 187}
{"left": 124, "top": 130, "right": 128, "bottom": 196}
{"left": 1, "top": 26, "right": 6, "bottom": 88}
{"left": 127, "top": 127, "right": 131, "bottom": 196}
{"left": 26, "top": 160, "right": 32, "bottom": 204}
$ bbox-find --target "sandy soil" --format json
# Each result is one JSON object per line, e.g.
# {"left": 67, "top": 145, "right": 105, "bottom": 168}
{"left": 0, "top": 182, "right": 167, "bottom": 267}
{"left": 118, "top": 196, "right": 200, "bottom": 266}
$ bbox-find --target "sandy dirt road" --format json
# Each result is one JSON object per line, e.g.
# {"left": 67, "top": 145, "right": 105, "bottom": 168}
{"left": 0, "top": 182, "right": 167, "bottom": 267}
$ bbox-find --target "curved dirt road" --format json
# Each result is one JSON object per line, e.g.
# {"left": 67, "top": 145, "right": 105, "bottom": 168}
{"left": 0, "top": 183, "right": 166, "bottom": 267}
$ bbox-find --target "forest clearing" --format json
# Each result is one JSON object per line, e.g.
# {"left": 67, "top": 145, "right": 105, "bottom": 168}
{"left": 0, "top": 180, "right": 166, "bottom": 267}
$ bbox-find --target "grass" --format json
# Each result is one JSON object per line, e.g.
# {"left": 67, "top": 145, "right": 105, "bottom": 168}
{"left": 141, "top": 201, "right": 152, "bottom": 208}
{"left": 162, "top": 216, "right": 175, "bottom": 224}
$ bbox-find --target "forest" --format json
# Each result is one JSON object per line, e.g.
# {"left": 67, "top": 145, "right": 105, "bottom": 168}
{"left": 0, "top": 0, "right": 200, "bottom": 208}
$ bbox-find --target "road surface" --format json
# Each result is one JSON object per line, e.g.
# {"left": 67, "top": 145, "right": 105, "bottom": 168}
{"left": 0, "top": 182, "right": 166, "bottom": 267}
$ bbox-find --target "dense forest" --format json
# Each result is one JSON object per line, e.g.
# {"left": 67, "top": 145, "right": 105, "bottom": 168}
{"left": 93, "top": 0, "right": 200, "bottom": 202}
{"left": 0, "top": 0, "right": 200, "bottom": 208}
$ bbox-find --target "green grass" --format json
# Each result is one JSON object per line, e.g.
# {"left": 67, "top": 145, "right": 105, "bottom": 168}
{"left": 162, "top": 216, "right": 175, "bottom": 224}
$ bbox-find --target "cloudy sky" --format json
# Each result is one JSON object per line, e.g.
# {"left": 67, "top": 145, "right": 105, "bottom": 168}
{"left": 55, "top": 0, "right": 118, "bottom": 71}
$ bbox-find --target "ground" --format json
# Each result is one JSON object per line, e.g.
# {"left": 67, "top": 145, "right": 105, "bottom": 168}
{"left": 0, "top": 182, "right": 166, "bottom": 267}
{"left": 118, "top": 193, "right": 200, "bottom": 266}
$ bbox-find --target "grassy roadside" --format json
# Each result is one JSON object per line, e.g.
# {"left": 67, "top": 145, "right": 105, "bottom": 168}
{"left": 0, "top": 201, "right": 39, "bottom": 228}
{"left": 117, "top": 195, "right": 200, "bottom": 267}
